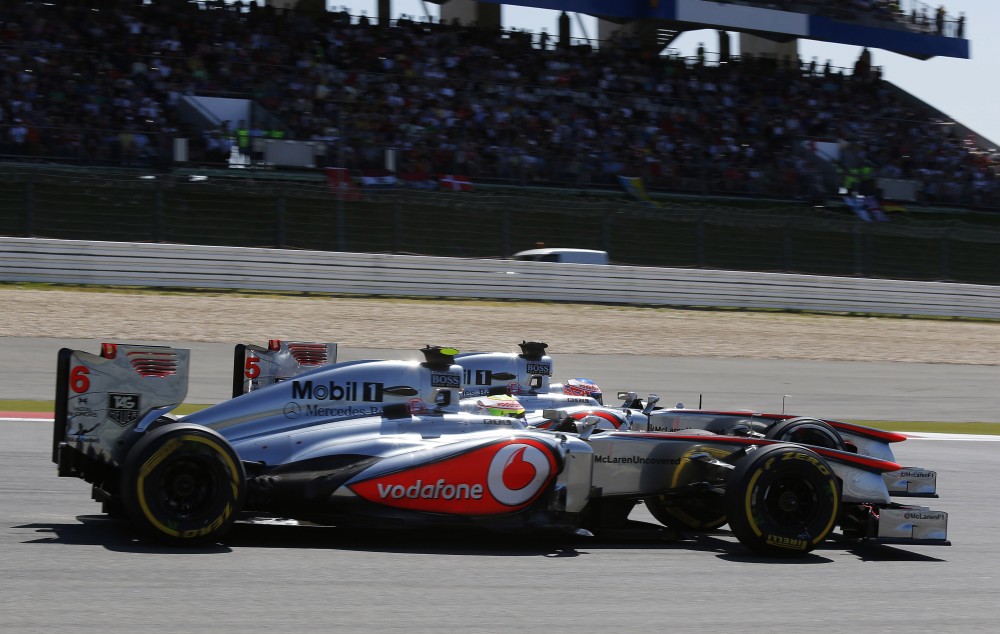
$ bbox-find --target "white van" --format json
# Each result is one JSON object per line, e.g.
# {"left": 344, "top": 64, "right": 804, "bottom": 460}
{"left": 511, "top": 248, "right": 609, "bottom": 265}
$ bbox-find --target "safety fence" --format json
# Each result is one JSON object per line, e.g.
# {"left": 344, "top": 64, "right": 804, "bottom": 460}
{"left": 2, "top": 237, "right": 998, "bottom": 319}
{"left": 2, "top": 167, "right": 1000, "bottom": 285}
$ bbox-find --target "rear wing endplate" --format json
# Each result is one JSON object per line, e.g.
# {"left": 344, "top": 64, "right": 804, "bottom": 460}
{"left": 53, "top": 343, "right": 190, "bottom": 465}
{"left": 233, "top": 340, "right": 338, "bottom": 397}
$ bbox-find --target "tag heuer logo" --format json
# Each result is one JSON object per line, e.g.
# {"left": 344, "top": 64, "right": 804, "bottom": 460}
{"left": 107, "top": 393, "right": 141, "bottom": 426}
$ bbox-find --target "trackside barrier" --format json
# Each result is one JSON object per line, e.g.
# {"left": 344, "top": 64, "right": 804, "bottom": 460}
{"left": 1, "top": 237, "right": 998, "bottom": 318}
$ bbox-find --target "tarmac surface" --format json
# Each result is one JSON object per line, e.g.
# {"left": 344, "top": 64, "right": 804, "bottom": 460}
{"left": 4, "top": 337, "right": 1000, "bottom": 422}
{"left": 3, "top": 295, "right": 999, "bottom": 631}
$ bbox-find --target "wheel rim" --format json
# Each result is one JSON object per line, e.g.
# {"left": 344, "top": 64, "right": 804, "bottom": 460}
{"left": 759, "top": 473, "right": 820, "bottom": 530}
{"left": 157, "top": 456, "right": 218, "bottom": 519}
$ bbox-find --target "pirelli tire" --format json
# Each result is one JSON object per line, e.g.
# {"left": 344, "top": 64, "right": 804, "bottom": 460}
{"left": 120, "top": 423, "right": 246, "bottom": 545}
{"left": 725, "top": 443, "right": 840, "bottom": 557}
{"left": 765, "top": 417, "right": 846, "bottom": 451}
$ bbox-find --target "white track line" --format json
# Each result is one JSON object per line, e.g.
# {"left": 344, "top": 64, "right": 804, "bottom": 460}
{"left": 902, "top": 432, "right": 1000, "bottom": 441}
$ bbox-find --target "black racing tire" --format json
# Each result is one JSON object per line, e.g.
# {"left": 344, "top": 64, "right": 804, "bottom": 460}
{"left": 645, "top": 446, "right": 729, "bottom": 532}
{"left": 725, "top": 443, "right": 840, "bottom": 557}
{"left": 765, "top": 417, "right": 846, "bottom": 451}
{"left": 120, "top": 423, "right": 245, "bottom": 545}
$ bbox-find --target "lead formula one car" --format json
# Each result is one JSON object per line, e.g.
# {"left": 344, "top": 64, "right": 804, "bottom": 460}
{"left": 448, "top": 341, "right": 945, "bottom": 533}
{"left": 52, "top": 342, "right": 949, "bottom": 557}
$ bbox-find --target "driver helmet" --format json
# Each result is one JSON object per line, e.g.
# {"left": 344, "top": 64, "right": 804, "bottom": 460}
{"left": 563, "top": 378, "right": 603, "bottom": 404}
{"left": 476, "top": 394, "right": 526, "bottom": 418}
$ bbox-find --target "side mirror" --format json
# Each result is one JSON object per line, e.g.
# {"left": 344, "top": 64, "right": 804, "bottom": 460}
{"left": 618, "top": 391, "right": 641, "bottom": 408}
{"left": 642, "top": 394, "right": 660, "bottom": 416}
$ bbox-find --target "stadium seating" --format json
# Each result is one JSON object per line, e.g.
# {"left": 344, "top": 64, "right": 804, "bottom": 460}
{"left": 0, "top": 0, "right": 994, "bottom": 207}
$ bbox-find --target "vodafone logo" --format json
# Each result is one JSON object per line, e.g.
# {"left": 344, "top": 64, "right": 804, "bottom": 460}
{"left": 349, "top": 439, "right": 557, "bottom": 515}
{"left": 487, "top": 444, "right": 552, "bottom": 506}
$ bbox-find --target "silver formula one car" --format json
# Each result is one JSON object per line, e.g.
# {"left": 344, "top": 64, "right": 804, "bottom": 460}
{"left": 52, "top": 342, "right": 949, "bottom": 557}
{"left": 429, "top": 341, "right": 946, "bottom": 533}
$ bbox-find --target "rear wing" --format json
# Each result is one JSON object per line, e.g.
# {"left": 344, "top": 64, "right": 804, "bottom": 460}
{"left": 232, "top": 340, "right": 338, "bottom": 397}
{"left": 53, "top": 343, "right": 190, "bottom": 468}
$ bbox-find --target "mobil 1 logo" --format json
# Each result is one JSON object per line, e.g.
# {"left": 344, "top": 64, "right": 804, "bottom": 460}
{"left": 107, "top": 393, "right": 141, "bottom": 426}
{"left": 291, "top": 380, "right": 385, "bottom": 402}
{"left": 463, "top": 368, "right": 519, "bottom": 387}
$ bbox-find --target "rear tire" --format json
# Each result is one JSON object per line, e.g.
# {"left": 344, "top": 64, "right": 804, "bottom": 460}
{"left": 120, "top": 423, "right": 245, "bottom": 544}
{"left": 725, "top": 444, "right": 840, "bottom": 557}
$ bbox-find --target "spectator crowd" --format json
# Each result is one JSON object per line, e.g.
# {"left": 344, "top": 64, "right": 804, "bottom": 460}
{"left": 0, "top": 0, "right": 994, "bottom": 207}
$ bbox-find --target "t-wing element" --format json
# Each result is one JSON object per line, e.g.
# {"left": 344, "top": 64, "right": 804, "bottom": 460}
{"left": 421, "top": 345, "right": 459, "bottom": 370}
{"left": 518, "top": 341, "right": 548, "bottom": 360}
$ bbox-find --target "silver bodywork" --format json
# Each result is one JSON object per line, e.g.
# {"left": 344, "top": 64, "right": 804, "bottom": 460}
{"left": 225, "top": 341, "right": 945, "bottom": 504}
{"left": 53, "top": 342, "right": 949, "bottom": 550}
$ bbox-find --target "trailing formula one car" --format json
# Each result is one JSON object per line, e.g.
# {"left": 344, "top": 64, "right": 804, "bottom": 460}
{"left": 52, "top": 342, "right": 949, "bottom": 557}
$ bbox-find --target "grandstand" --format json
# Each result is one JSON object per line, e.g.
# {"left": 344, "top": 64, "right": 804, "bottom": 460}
{"left": 1, "top": 0, "right": 998, "bottom": 284}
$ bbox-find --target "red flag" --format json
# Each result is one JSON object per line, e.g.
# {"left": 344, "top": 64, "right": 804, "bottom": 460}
{"left": 439, "top": 174, "right": 473, "bottom": 192}
{"left": 325, "top": 168, "right": 361, "bottom": 201}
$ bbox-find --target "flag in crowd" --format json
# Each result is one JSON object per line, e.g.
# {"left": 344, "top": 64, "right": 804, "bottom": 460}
{"left": 324, "top": 167, "right": 361, "bottom": 201}
{"left": 617, "top": 176, "right": 659, "bottom": 207}
{"left": 399, "top": 173, "right": 439, "bottom": 189}
{"left": 327, "top": 169, "right": 474, "bottom": 194}
{"left": 358, "top": 169, "right": 397, "bottom": 187}
{"left": 439, "top": 174, "right": 473, "bottom": 191}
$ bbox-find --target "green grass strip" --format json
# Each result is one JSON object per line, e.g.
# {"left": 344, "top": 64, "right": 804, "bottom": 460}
{"left": 851, "top": 421, "right": 1000, "bottom": 435}
{"left": 1, "top": 399, "right": 208, "bottom": 416}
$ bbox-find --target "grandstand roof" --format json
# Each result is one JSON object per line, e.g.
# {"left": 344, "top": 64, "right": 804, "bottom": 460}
{"left": 478, "top": 0, "right": 969, "bottom": 59}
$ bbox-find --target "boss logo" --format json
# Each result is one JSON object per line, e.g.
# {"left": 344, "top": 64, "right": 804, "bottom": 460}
{"left": 526, "top": 363, "right": 551, "bottom": 376}
{"left": 431, "top": 372, "right": 461, "bottom": 388}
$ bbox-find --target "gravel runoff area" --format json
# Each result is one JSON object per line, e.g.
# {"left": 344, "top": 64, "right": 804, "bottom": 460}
{"left": 1, "top": 288, "right": 997, "bottom": 366}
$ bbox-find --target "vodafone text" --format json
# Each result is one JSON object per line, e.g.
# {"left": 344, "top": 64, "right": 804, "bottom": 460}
{"left": 376, "top": 479, "right": 484, "bottom": 500}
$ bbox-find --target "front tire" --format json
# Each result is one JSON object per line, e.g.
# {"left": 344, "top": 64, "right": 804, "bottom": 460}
{"left": 120, "top": 423, "right": 245, "bottom": 544}
{"left": 725, "top": 444, "right": 840, "bottom": 557}
{"left": 645, "top": 446, "right": 729, "bottom": 531}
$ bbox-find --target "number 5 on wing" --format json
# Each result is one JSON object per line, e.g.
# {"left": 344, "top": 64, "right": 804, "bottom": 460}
{"left": 245, "top": 356, "right": 261, "bottom": 379}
